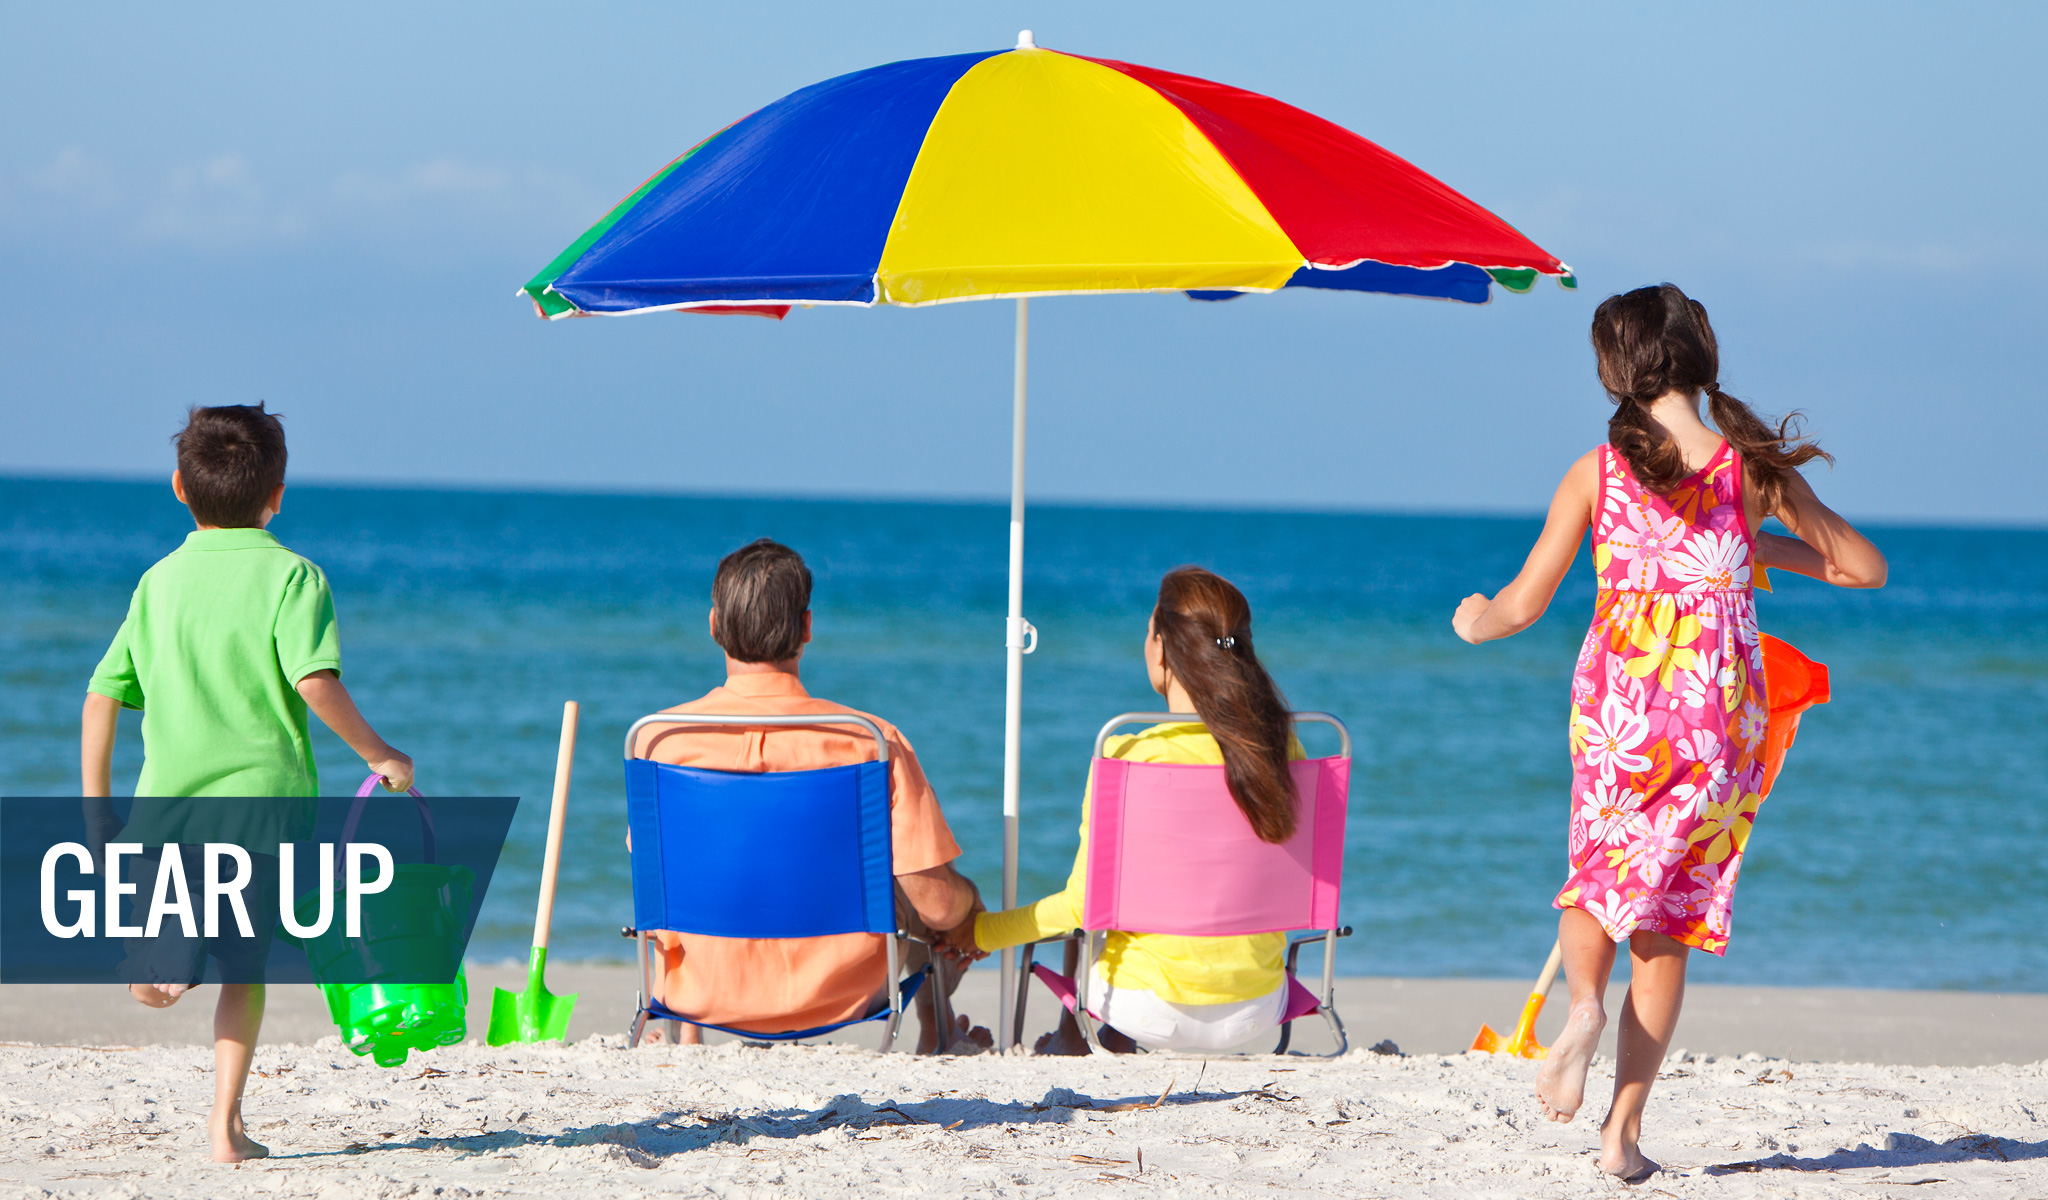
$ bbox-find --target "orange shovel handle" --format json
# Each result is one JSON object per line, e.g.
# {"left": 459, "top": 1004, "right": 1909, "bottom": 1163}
{"left": 1503, "top": 991, "right": 1549, "bottom": 1058}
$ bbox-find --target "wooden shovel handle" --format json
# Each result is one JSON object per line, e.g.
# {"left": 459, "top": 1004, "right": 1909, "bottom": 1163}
{"left": 533, "top": 701, "right": 577, "bottom": 951}
{"left": 1532, "top": 941, "right": 1563, "bottom": 998}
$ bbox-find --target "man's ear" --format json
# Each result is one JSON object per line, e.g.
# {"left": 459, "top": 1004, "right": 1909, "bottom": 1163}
{"left": 171, "top": 470, "right": 187, "bottom": 504}
{"left": 801, "top": 610, "right": 813, "bottom": 645}
{"left": 267, "top": 482, "right": 286, "bottom": 517}
{"left": 707, "top": 608, "right": 718, "bottom": 642}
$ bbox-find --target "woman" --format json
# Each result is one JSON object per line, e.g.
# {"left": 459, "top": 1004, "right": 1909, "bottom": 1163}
{"left": 959, "top": 566, "right": 1303, "bottom": 1053}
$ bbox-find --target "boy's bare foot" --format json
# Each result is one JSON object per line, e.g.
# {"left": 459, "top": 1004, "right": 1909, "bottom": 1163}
{"left": 210, "top": 1114, "right": 269, "bottom": 1163}
{"left": 129, "top": 982, "right": 190, "bottom": 1008}
{"left": 1599, "top": 1143, "right": 1659, "bottom": 1182}
{"left": 1535, "top": 996, "right": 1605, "bottom": 1122}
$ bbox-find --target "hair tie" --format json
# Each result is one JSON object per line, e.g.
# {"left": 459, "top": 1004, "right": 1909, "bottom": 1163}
{"left": 1215, "top": 635, "right": 1236, "bottom": 650}
{"left": 1703, "top": 382, "right": 1721, "bottom": 394}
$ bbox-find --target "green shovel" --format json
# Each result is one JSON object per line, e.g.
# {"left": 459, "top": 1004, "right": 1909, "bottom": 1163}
{"left": 488, "top": 700, "right": 580, "bottom": 1044}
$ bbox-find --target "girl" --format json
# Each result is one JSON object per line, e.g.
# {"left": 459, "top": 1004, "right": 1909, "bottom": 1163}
{"left": 963, "top": 566, "right": 1303, "bottom": 1053}
{"left": 1451, "top": 284, "right": 1885, "bottom": 1180}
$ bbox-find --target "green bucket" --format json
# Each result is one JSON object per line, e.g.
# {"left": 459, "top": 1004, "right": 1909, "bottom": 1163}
{"left": 288, "top": 780, "right": 475, "bottom": 1068}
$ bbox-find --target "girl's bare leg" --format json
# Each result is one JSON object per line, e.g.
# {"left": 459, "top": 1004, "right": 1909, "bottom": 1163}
{"left": 1535, "top": 908, "right": 1616, "bottom": 1122}
{"left": 210, "top": 984, "right": 269, "bottom": 1162}
{"left": 1600, "top": 931, "right": 1689, "bottom": 1180}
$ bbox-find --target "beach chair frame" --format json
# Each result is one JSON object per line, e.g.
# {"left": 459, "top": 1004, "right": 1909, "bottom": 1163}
{"left": 620, "top": 712, "right": 953, "bottom": 1052}
{"left": 1013, "top": 711, "right": 1353, "bottom": 1057}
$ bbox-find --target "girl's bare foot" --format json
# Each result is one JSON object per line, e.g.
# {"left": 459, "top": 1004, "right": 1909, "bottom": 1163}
{"left": 1600, "top": 1142, "right": 1659, "bottom": 1182}
{"left": 1535, "top": 996, "right": 1605, "bottom": 1122}
{"left": 210, "top": 1113, "right": 269, "bottom": 1163}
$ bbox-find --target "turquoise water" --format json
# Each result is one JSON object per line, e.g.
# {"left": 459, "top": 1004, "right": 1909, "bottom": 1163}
{"left": 5, "top": 477, "right": 2043, "bottom": 990}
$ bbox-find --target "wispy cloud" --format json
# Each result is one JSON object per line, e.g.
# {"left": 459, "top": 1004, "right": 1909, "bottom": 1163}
{"left": 0, "top": 148, "right": 602, "bottom": 253}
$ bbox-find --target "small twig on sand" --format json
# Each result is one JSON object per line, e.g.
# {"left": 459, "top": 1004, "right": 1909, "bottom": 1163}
{"left": 1098, "top": 1076, "right": 1177, "bottom": 1113}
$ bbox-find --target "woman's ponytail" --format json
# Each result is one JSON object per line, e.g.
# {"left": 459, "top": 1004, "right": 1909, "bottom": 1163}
{"left": 1593, "top": 284, "right": 1830, "bottom": 513}
{"left": 1152, "top": 567, "right": 1297, "bottom": 844}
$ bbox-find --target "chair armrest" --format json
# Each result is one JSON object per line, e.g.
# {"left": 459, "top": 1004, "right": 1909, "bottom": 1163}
{"left": 1284, "top": 926, "right": 1353, "bottom": 974}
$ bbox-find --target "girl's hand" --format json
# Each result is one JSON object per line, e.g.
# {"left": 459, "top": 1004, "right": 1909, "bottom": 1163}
{"left": 1452, "top": 593, "right": 1492, "bottom": 644}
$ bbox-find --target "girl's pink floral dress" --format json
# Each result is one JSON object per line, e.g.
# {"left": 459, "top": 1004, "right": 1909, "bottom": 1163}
{"left": 1556, "top": 442, "right": 1768, "bottom": 955}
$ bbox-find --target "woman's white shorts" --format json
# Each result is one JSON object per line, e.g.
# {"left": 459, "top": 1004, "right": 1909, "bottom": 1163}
{"left": 1088, "top": 963, "right": 1286, "bottom": 1052}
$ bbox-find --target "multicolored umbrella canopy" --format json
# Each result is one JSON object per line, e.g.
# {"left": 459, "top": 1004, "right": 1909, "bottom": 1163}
{"left": 522, "top": 37, "right": 1572, "bottom": 319}
{"left": 524, "top": 34, "right": 1572, "bottom": 1053}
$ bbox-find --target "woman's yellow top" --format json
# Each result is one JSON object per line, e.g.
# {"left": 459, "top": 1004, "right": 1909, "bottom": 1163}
{"left": 974, "top": 722, "right": 1297, "bottom": 1006}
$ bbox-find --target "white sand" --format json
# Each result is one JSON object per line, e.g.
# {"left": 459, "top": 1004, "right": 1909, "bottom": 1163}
{"left": 3, "top": 1035, "right": 2044, "bottom": 1198}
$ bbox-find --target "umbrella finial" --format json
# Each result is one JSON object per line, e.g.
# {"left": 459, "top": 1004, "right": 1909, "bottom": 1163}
{"left": 1016, "top": 29, "right": 1036, "bottom": 49}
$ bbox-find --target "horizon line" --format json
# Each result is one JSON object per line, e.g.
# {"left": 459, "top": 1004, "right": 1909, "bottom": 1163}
{"left": 5, "top": 469, "right": 2042, "bottom": 533}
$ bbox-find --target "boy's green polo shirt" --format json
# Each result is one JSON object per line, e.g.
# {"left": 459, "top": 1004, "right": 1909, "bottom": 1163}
{"left": 89, "top": 529, "right": 340, "bottom": 810}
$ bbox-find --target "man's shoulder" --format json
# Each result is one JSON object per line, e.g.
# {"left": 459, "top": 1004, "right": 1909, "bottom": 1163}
{"left": 673, "top": 691, "right": 907, "bottom": 737}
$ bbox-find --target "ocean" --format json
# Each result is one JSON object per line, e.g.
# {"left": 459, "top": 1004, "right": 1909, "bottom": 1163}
{"left": 4, "top": 477, "right": 2043, "bottom": 991}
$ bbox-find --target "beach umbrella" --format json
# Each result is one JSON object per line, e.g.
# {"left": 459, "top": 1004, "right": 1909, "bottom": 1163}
{"left": 520, "top": 32, "right": 1573, "bottom": 1050}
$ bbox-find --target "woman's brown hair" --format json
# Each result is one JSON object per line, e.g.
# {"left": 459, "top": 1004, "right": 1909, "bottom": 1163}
{"left": 1591, "top": 283, "right": 1830, "bottom": 514}
{"left": 1152, "top": 566, "right": 1297, "bottom": 844}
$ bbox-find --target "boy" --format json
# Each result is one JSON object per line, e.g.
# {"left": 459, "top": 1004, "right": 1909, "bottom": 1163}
{"left": 80, "top": 403, "right": 412, "bottom": 1162}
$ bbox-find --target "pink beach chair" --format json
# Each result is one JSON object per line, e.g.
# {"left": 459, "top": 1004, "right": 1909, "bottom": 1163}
{"left": 1014, "top": 711, "right": 1354, "bottom": 1056}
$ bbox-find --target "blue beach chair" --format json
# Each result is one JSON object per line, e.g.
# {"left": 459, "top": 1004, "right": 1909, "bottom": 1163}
{"left": 621, "top": 712, "right": 945, "bottom": 1051}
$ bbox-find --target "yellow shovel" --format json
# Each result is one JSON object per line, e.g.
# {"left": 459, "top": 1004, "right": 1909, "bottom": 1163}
{"left": 1470, "top": 941, "right": 1562, "bottom": 1058}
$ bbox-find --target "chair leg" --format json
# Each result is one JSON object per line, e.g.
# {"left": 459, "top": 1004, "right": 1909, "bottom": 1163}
{"left": 1011, "top": 941, "right": 1038, "bottom": 1050}
{"left": 1074, "top": 932, "right": 1105, "bottom": 1054}
{"left": 878, "top": 939, "right": 907, "bottom": 1053}
{"left": 932, "top": 959, "right": 957, "bottom": 1055}
{"left": 627, "top": 992, "right": 648, "bottom": 1050}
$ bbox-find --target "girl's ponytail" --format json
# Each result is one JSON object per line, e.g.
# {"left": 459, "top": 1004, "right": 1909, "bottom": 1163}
{"left": 1593, "top": 284, "right": 1831, "bottom": 514}
{"left": 1704, "top": 383, "right": 1832, "bottom": 515}
{"left": 1152, "top": 566, "right": 1297, "bottom": 844}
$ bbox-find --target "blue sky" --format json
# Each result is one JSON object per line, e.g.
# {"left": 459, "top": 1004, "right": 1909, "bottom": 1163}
{"left": 3, "top": 2, "right": 2041, "bottom": 523}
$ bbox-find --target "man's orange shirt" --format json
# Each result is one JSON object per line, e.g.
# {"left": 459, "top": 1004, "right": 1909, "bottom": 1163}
{"left": 632, "top": 672, "right": 961, "bottom": 1033}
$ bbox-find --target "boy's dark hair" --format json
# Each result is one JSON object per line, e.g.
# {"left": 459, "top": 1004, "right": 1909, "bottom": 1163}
{"left": 173, "top": 404, "right": 288, "bottom": 528}
{"left": 711, "top": 539, "right": 812, "bottom": 663}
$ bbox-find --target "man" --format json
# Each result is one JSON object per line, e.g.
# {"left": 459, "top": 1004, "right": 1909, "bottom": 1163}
{"left": 632, "top": 538, "right": 987, "bottom": 1053}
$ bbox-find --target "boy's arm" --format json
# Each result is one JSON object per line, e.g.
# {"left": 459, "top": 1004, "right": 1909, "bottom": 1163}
{"left": 296, "top": 670, "right": 414, "bottom": 791}
{"left": 81, "top": 692, "right": 120, "bottom": 797}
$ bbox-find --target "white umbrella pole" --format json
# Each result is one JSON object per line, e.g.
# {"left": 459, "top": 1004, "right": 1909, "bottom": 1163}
{"left": 997, "top": 297, "right": 1030, "bottom": 1053}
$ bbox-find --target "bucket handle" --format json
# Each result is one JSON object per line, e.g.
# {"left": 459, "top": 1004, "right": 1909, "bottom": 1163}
{"left": 341, "top": 774, "right": 437, "bottom": 870}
